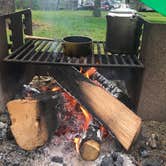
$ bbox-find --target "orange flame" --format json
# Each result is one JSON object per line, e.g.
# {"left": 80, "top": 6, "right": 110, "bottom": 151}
{"left": 74, "top": 137, "right": 81, "bottom": 153}
{"left": 80, "top": 106, "right": 92, "bottom": 131}
{"left": 79, "top": 67, "right": 83, "bottom": 73}
{"left": 51, "top": 86, "right": 61, "bottom": 92}
{"left": 84, "top": 67, "right": 97, "bottom": 78}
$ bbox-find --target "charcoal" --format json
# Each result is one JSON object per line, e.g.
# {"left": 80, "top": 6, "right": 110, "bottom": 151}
{"left": 100, "top": 155, "right": 114, "bottom": 166}
{"left": 51, "top": 156, "right": 63, "bottom": 163}
{"left": 91, "top": 71, "right": 135, "bottom": 111}
{"left": 100, "top": 152, "right": 124, "bottom": 166}
{"left": 0, "top": 122, "right": 8, "bottom": 141}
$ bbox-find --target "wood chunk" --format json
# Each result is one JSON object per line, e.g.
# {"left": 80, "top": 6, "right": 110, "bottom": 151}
{"left": 80, "top": 140, "right": 100, "bottom": 161}
{"left": 52, "top": 66, "right": 142, "bottom": 150}
{"left": 7, "top": 99, "right": 48, "bottom": 150}
{"left": 79, "top": 81, "right": 142, "bottom": 150}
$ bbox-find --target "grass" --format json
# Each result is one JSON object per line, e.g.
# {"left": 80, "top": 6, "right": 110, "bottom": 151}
{"left": 139, "top": 12, "right": 166, "bottom": 23}
{"left": 32, "top": 10, "right": 166, "bottom": 40}
{"left": 32, "top": 10, "right": 107, "bottom": 41}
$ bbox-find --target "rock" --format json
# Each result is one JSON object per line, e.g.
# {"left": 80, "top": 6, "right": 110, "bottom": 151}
{"left": 140, "top": 149, "right": 149, "bottom": 158}
{"left": 100, "top": 155, "right": 114, "bottom": 166}
{"left": 139, "top": 147, "right": 149, "bottom": 158}
{"left": 112, "top": 152, "right": 123, "bottom": 166}
{"left": 0, "top": 121, "right": 8, "bottom": 142}
{"left": 146, "top": 133, "right": 158, "bottom": 149}
{"left": 100, "top": 153, "right": 124, "bottom": 166}
{"left": 142, "top": 158, "right": 161, "bottom": 166}
{"left": 0, "top": 113, "right": 9, "bottom": 123}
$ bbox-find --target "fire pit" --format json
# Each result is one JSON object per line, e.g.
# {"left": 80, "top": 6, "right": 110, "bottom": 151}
{"left": 2, "top": 9, "right": 165, "bottom": 166}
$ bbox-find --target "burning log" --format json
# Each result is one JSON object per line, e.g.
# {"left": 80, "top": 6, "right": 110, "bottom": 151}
{"left": 52, "top": 66, "right": 142, "bottom": 150}
{"left": 7, "top": 94, "right": 60, "bottom": 150}
{"left": 80, "top": 139, "right": 100, "bottom": 161}
{"left": 79, "top": 123, "right": 103, "bottom": 161}
{"left": 74, "top": 106, "right": 105, "bottom": 161}
{"left": 84, "top": 67, "right": 135, "bottom": 111}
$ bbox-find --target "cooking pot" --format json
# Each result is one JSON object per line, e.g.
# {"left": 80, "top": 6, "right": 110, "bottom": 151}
{"left": 62, "top": 36, "right": 92, "bottom": 57}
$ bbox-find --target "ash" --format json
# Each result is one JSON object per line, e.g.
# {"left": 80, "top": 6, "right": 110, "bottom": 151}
{"left": 0, "top": 135, "right": 135, "bottom": 166}
{"left": 1, "top": 75, "right": 165, "bottom": 166}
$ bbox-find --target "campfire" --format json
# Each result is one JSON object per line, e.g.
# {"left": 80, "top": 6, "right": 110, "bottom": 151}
{"left": 0, "top": 8, "right": 166, "bottom": 166}
{"left": 6, "top": 66, "right": 141, "bottom": 163}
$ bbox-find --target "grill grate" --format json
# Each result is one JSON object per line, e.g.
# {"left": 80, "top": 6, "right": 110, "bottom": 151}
{"left": 4, "top": 39, "right": 144, "bottom": 68}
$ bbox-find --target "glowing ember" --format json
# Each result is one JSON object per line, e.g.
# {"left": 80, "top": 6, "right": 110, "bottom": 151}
{"left": 51, "top": 86, "right": 61, "bottom": 92}
{"left": 84, "top": 67, "right": 97, "bottom": 78}
{"left": 74, "top": 137, "right": 81, "bottom": 153}
{"left": 80, "top": 106, "right": 92, "bottom": 131}
{"left": 100, "top": 126, "right": 108, "bottom": 138}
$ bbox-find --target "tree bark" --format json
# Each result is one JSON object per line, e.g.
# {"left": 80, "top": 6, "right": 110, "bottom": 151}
{"left": 0, "top": 0, "right": 15, "bottom": 15}
{"left": 56, "top": 0, "right": 60, "bottom": 10}
{"left": 29, "top": 0, "right": 33, "bottom": 9}
{"left": 93, "top": 0, "right": 101, "bottom": 17}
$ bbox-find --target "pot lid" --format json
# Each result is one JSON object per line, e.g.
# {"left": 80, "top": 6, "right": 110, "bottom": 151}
{"left": 108, "top": 4, "right": 137, "bottom": 17}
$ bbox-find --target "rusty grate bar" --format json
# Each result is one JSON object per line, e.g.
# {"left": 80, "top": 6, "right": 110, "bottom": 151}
{"left": 4, "top": 39, "right": 144, "bottom": 68}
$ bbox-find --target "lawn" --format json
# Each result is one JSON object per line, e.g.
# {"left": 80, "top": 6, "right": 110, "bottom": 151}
{"left": 32, "top": 10, "right": 166, "bottom": 41}
{"left": 139, "top": 12, "right": 166, "bottom": 23}
{"left": 32, "top": 10, "right": 107, "bottom": 41}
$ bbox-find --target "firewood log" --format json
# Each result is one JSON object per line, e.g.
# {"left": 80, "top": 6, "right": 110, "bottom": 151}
{"left": 7, "top": 97, "right": 59, "bottom": 150}
{"left": 79, "top": 123, "right": 102, "bottom": 161}
{"left": 51, "top": 66, "right": 142, "bottom": 150}
{"left": 80, "top": 139, "right": 100, "bottom": 161}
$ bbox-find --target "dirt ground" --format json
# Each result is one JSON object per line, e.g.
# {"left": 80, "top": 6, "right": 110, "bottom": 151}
{"left": 0, "top": 118, "right": 165, "bottom": 166}
{"left": 129, "top": 121, "right": 166, "bottom": 166}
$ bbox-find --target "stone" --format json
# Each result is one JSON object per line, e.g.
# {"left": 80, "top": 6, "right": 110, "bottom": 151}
{"left": 0, "top": 121, "right": 8, "bottom": 142}
{"left": 139, "top": 147, "right": 149, "bottom": 158}
{"left": 147, "top": 134, "right": 158, "bottom": 149}
{"left": 142, "top": 158, "right": 161, "bottom": 166}
{"left": 0, "top": 113, "right": 9, "bottom": 123}
{"left": 112, "top": 152, "right": 123, "bottom": 166}
{"left": 100, "top": 155, "right": 114, "bottom": 166}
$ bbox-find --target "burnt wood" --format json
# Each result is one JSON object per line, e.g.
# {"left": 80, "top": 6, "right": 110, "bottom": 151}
{"left": 51, "top": 66, "right": 142, "bottom": 150}
{"left": 79, "top": 123, "right": 102, "bottom": 161}
{"left": 0, "top": 17, "right": 8, "bottom": 59}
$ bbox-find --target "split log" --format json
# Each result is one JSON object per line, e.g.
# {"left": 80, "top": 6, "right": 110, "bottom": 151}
{"left": 7, "top": 96, "right": 59, "bottom": 150}
{"left": 80, "top": 139, "right": 100, "bottom": 161}
{"left": 86, "top": 68, "right": 136, "bottom": 111}
{"left": 79, "top": 123, "right": 102, "bottom": 161}
{"left": 51, "top": 66, "right": 142, "bottom": 150}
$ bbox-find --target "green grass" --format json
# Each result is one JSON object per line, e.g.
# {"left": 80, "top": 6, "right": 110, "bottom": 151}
{"left": 32, "top": 10, "right": 107, "bottom": 41}
{"left": 139, "top": 12, "right": 166, "bottom": 23}
{"left": 32, "top": 10, "right": 166, "bottom": 40}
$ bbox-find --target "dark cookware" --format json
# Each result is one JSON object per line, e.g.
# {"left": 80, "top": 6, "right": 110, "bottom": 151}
{"left": 63, "top": 36, "right": 92, "bottom": 57}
